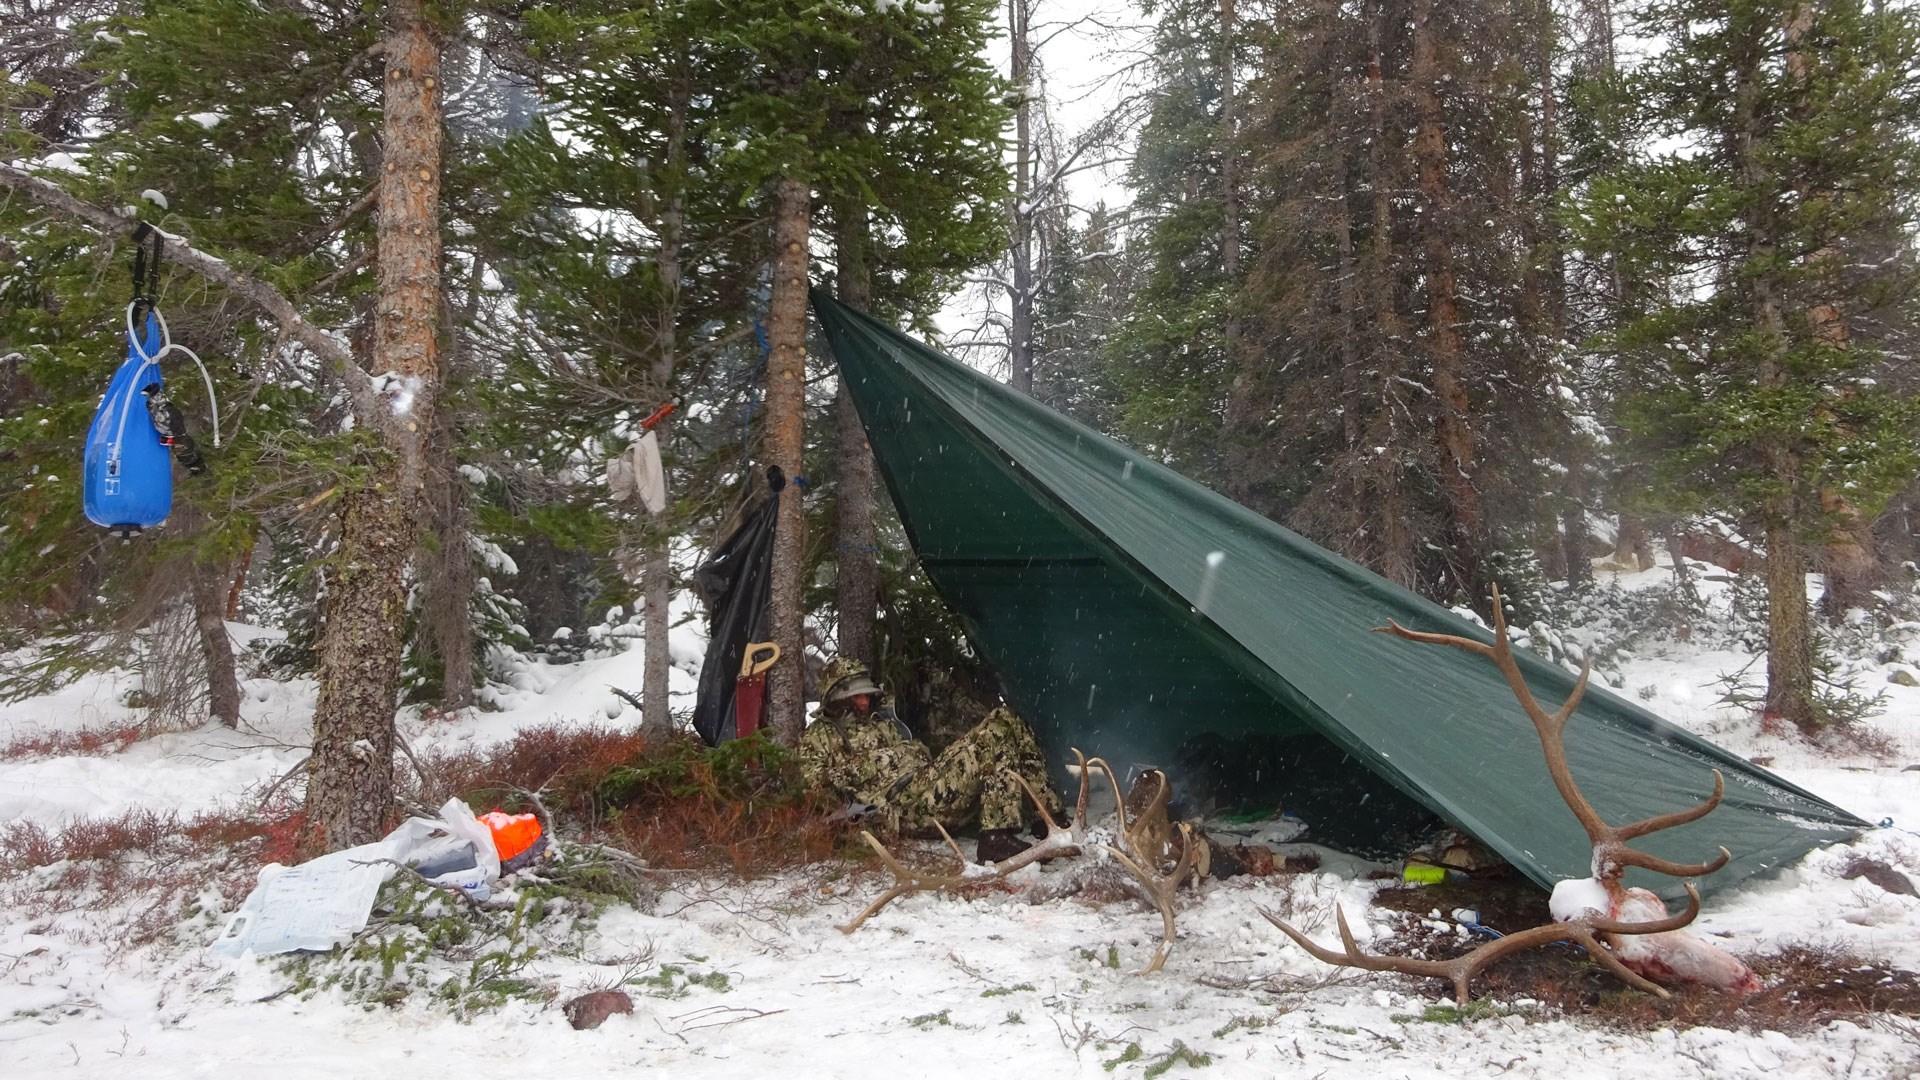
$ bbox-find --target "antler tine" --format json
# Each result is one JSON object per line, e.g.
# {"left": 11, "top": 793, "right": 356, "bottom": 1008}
{"left": 1614, "top": 771, "right": 1725, "bottom": 842}
{"left": 992, "top": 762, "right": 1091, "bottom": 876}
{"left": 1261, "top": 904, "right": 1498, "bottom": 1003}
{"left": 1107, "top": 822, "right": 1197, "bottom": 974}
{"left": 1611, "top": 844, "right": 1732, "bottom": 880}
{"left": 1595, "top": 882, "right": 1703, "bottom": 936}
{"left": 1382, "top": 582, "right": 1613, "bottom": 844}
{"left": 1372, "top": 619, "right": 1498, "bottom": 660}
{"left": 843, "top": 751, "right": 1100, "bottom": 932}
{"left": 933, "top": 821, "right": 970, "bottom": 866}
{"left": 837, "top": 830, "right": 972, "bottom": 934}
{"left": 1010, "top": 770, "right": 1066, "bottom": 837}
{"left": 1070, "top": 748, "right": 1090, "bottom": 827}
{"left": 1560, "top": 884, "right": 1702, "bottom": 999}
{"left": 1550, "top": 660, "right": 1593, "bottom": 733}
{"left": 1257, "top": 906, "right": 1362, "bottom": 968}
{"left": 1008, "top": 746, "right": 1093, "bottom": 843}
{"left": 1084, "top": 756, "right": 1129, "bottom": 837}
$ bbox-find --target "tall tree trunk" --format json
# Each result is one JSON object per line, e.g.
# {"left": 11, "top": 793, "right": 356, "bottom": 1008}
{"left": 1764, "top": 517, "right": 1816, "bottom": 731}
{"left": 1008, "top": 0, "right": 1034, "bottom": 394}
{"left": 421, "top": 309, "right": 473, "bottom": 713}
{"left": 1611, "top": 514, "right": 1654, "bottom": 570}
{"left": 189, "top": 555, "right": 241, "bottom": 727}
{"left": 1218, "top": 0, "right": 1250, "bottom": 462}
{"left": 307, "top": 0, "right": 442, "bottom": 850}
{"left": 834, "top": 201, "right": 878, "bottom": 667}
{"left": 640, "top": 529, "right": 673, "bottom": 739}
{"left": 1782, "top": 5, "right": 1880, "bottom": 622}
{"left": 1532, "top": 3, "right": 1589, "bottom": 587}
{"left": 1807, "top": 262, "right": 1878, "bottom": 620}
{"left": 1411, "top": 0, "right": 1484, "bottom": 601}
{"left": 764, "top": 177, "right": 812, "bottom": 745}
{"left": 225, "top": 541, "right": 255, "bottom": 619}
{"left": 1366, "top": 0, "right": 1415, "bottom": 589}
{"left": 1737, "top": 37, "right": 1815, "bottom": 731}
{"left": 636, "top": 89, "right": 690, "bottom": 743}
{"left": 1334, "top": 142, "right": 1359, "bottom": 455}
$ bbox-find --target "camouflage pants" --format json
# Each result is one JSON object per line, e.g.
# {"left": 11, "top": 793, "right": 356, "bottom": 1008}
{"left": 881, "top": 707, "right": 1058, "bottom": 833}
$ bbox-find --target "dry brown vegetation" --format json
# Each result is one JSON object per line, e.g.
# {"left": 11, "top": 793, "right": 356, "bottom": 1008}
{"left": 1370, "top": 877, "right": 1920, "bottom": 1031}
{"left": 0, "top": 797, "right": 309, "bottom": 947}
{"left": 414, "top": 724, "right": 838, "bottom": 875}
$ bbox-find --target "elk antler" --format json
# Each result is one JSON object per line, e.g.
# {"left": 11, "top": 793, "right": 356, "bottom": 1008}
{"left": 1258, "top": 884, "right": 1704, "bottom": 1004}
{"left": 1108, "top": 820, "right": 1199, "bottom": 975}
{"left": 1087, "top": 757, "right": 1204, "bottom": 975}
{"left": 1373, "top": 582, "right": 1730, "bottom": 889}
{"left": 1277, "top": 582, "right": 1757, "bottom": 999}
{"left": 837, "top": 748, "right": 1093, "bottom": 933}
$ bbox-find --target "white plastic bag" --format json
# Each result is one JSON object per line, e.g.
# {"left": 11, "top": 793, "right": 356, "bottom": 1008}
{"left": 607, "top": 431, "right": 667, "bottom": 514}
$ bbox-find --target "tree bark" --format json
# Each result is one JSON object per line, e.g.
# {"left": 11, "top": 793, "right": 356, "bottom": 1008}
{"left": 1764, "top": 519, "right": 1816, "bottom": 731}
{"left": 640, "top": 87, "right": 689, "bottom": 743}
{"left": 420, "top": 299, "right": 474, "bottom": 713}
{"left": 420, "top": 388, "right": 473, "bottom": 712}
{"left": 640, "top": 527, "right": 674, "bottom": 741}
{"left": 1217, "top": 0, "right": 1246, "bottom": 424}
{"left": 1008, "top": 0, "right": 1034, "bottom": 395}
{"left": 1783, "top": 6, "right": 1881, "bottom": 623}
{"left": 1611, "top": 513, "right": 1655, "bottom": 571}
{"left": 1737, "top": 18, "right": 1815, "bottom": 731}
{"left": 764, "top": 177, "right": 812, "bottom": 745}
{"left": 189, "top": 555, "right": 241, "bottom": 727}
{"left": 1365, "top": 0, "right": 1415, "bottom": 589}
{"left": 307, "top": 1, "right": 442, "bottom": 850}
{"left": 834, "top": 201, "right": 878, "bottom": 667}
{"left": 1411, "top": 0, "right": 1484, "bottom": 600}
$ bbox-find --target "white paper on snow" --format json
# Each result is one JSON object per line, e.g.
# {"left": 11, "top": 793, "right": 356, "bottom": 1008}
{"left": 208, "top": 798, "right": 495, "bottom": 958}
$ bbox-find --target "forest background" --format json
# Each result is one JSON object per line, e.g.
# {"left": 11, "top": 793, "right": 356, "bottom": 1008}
{"left": 3, "top": 0, "right": 1919, "bottom": 853}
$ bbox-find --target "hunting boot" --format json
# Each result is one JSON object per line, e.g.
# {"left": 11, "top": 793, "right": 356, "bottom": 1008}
{"left": 975, "top": 828, "right": 1027, "bottom": 864}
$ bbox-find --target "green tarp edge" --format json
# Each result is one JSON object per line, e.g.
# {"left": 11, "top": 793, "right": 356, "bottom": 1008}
{"left": 812, "top": 290, "right": 1868, "bottom": 899}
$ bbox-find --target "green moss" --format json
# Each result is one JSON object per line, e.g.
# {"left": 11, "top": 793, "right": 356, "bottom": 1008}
{"left": 1141, "top": 1041, "right": 1212, "bottom": 1078}
{"left": 980, "top": 982, "right": 1035, "bottom": 997}
{"left": 1392, "top": 999, "right": 1524, "bottom": 1024}
{"left": 907, "top": 1009, "right": 952, "bottom": 1028}
{"left": 630, "top": 962, "right": 732, "bottom": 999}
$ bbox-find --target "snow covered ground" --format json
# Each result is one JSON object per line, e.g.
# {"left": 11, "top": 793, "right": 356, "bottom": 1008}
{"left": 3, "top": 558, "right": 1918, "bottom": 1079}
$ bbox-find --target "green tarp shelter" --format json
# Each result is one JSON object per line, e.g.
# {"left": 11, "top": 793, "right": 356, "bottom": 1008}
{"left": 812, "top": 290, "right": 1868, "bottom": 898}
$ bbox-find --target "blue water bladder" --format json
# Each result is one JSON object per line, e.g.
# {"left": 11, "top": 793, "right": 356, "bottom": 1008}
{"left": 83, "top": 310, "right": 172, "bottom": 531}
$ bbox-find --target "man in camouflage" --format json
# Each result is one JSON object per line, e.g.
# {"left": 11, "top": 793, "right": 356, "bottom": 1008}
{"left": 801, "top": 657, "right": 1057, "bottom": 860}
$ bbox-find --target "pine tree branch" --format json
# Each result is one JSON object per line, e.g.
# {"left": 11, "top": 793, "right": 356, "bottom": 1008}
{"left": 0, "top": 162, "right": 380, "bottom": 425}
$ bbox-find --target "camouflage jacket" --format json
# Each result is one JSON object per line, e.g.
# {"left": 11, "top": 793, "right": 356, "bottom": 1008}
{"left": 799, "top": 705, "right": 930, "bottom": 808}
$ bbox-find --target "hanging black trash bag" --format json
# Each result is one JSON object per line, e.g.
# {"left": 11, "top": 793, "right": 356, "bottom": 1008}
{"left": 690, "top": 467, "right": 785, "bottom": 746}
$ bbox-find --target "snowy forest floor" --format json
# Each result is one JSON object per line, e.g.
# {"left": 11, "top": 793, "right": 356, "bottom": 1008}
{"left": 3, "top": 557, "right": 1919, "bottom": 1079}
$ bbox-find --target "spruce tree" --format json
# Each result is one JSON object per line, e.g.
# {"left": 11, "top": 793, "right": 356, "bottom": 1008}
{"left": 1569, "top": 0, "right": 1920, "bottom": 732}
{"left": 1228, "top": 0, "right": 1567, "bottom": 606}
{"left": 1105, "top": 0, "right": 1240, "bottom": 481}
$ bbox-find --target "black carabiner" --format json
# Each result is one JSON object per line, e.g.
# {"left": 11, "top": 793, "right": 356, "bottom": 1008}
{"left": 130, "top": 222, "right": 164, "bottom": 321}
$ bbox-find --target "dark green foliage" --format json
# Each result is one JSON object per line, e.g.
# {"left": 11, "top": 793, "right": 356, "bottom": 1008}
{"left": 0, "top": 0, "right": 387, "bottom": 698}
{"left": 1569, "top": 0, "right": 1920, "bottom": 539}
{"left": 1103, "top": 0, "right": 1240, "bottom": 477}
{"left": 597, "top": 731, "right": 807, "bottom": 808}
{"left": 1032, "top": 208, "right": 1126, "bottom": 433}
